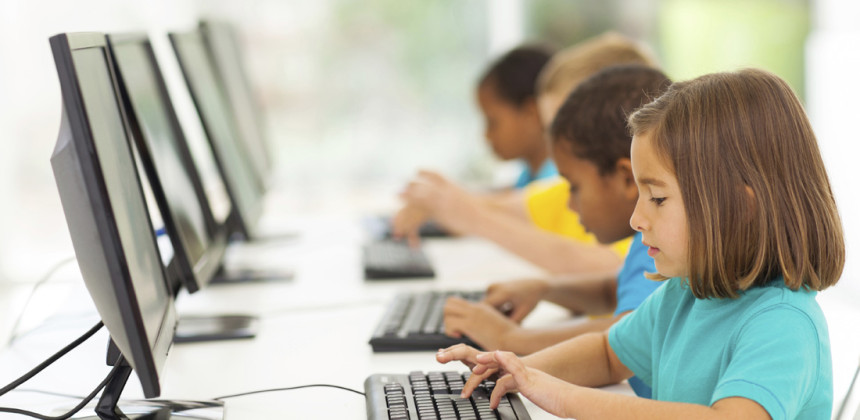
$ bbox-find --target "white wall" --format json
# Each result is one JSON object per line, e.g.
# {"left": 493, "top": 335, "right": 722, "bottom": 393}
{"left": 0, "top": 0, "right": 202, "bottom": 281}
{"left": 807, "top": 0, "right": 860, "bottom": 300}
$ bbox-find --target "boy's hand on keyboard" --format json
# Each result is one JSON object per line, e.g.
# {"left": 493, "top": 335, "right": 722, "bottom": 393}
{"left": 443, "top": 297, "right": 518, "bottom": 351}
{"left": 484, "top": 279, "right": 549, "bottom": 323}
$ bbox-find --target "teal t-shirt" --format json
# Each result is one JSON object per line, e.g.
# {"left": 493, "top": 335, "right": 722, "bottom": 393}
{"left": 614, "top": 232, "right": 662, "bottom": 398}
{"left": 609, "top": 277, "right": 833, "bottom": 419}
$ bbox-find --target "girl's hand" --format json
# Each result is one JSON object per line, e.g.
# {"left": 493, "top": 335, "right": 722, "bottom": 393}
{"left": 435, "top": 343, "right": 484, "bottom": 371}
{"left": 479, "top": 351, "right": 576, "bottom": 418}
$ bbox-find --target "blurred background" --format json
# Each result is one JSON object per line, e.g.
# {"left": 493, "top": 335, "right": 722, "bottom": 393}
{"left": 0, "top": 0, "right": 857, "bottom": 296}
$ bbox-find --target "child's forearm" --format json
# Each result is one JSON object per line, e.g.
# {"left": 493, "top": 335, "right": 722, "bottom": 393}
{"left": 558, "top": 387, "right": 768, "bottom": 419}
{"left": 466, "top": 206, "right": 622, "bottom": 275}
{"left": 543, "top": 274, "right": 618, "bottom": 315}
{"left": 507, "top": 316, "right": 619, "bottom": 355}
{"left": 477, "top": 190, "right": 530, "bottom": 222}
{"left": 523, "top": 331, "right": 628, "bottom": 388}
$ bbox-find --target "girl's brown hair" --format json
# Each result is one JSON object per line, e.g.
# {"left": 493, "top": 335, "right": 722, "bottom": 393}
{"left": 628, "top": 69, "right": 844, "bottom": 298}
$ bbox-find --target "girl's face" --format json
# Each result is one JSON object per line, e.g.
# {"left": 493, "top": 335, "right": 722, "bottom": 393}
{"left": 629, "top": 131, "right": 689, "bottom": 278}
{"left": 476, "top": 81, "right": 542, "bottom": 161}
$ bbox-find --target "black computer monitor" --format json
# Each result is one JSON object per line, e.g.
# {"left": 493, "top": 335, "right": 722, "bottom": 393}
{"left": 50, "top": 31, "right": 175, "bottom": 399}
{"left": 199, "top": 20, "right": 272, "bottom": 188}
{"left": 49, "top": 32, "right": 222, "bottom": 419}
{"left": 168, "top": 29, "right": 265, "bottom": 241}
{"left": 107, "top": 33, "right": 227, "bottom": 295}
{"left": 106, "top": 33, "right": 259, "bottom": 343}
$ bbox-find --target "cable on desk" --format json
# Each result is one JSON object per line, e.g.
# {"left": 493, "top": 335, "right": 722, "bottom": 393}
{"left": 6, "top": 256, "right": 78, "bottom": 347}
{"left": 10, "top": 388, "right": 87, "bottom": 400}
{"left": 0, "top": 360, "right": 121, "bottom": 420}
{"left": 0, "top": 322, "right": 103, "bottom": 398}
{"left": 8, "top": 311, "right": 100, "bottom": 343}
{"left": 214, "top": 384, "right": 365, "bottom": 400}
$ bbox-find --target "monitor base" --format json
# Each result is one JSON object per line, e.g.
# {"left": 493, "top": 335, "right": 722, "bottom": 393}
{"left": 174, "top": 314, "right": 258, "bottom": 343}
{"left": 210, "top": 267, "right": 294, "bottom": 284}
{"left": 67, "top": 399, "right": 224, "bottom": 419}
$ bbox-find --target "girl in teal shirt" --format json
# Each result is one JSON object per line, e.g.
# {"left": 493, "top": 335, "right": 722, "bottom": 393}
{"left": 436, "top": 68, "right": 844, "bottom": 419}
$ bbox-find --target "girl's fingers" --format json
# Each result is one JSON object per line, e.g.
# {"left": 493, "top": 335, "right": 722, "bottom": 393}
{"left": 487, "top": 351, "right": 526, "bottom": 408}
{"left": 461, "top": 365, "right": 496, "bottom": 398}
{"left": 435, "top": 344, "right": 479, "bottom": 366}
{"left": 489, "top": 373, "right": 516, "bottom": 409}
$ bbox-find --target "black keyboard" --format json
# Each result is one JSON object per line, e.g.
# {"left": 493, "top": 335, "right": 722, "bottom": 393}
{"left": 364, "top": 240, "right": 435, "bottom": 279}
{"left": 365, "top": 371, "right": 531, "bottom": 420}
{"left": 370, "top": 291, "right": 482, "bottom": 352}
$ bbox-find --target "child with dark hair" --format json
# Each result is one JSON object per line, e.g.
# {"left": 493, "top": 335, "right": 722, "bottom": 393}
{"left": 437, "top": 68, "right": 843, "bottom": 419}
{"left": 477, "top": 45, "right": 557, "bottom": 187}
{"left": 443, "top": 64, "right": 670, "bottom": 399}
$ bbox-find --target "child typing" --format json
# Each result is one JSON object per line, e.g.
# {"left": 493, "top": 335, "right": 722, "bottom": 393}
{"left": 437, "top": 68, "right": 844, "bottom": 419}
{"left": 444, "top": 64, "right": 670, "bottom": 399}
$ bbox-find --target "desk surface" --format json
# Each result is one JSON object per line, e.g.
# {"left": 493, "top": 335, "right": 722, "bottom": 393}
{"left": 0, "top": 189, "right": 859, "bottom": 420}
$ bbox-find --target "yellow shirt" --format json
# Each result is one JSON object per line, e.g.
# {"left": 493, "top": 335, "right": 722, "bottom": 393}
{"left": 524, "top": 177, "right": 632, "bottom": 258}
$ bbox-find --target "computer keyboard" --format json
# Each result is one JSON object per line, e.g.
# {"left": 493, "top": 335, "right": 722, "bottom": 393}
{"left": 365, "top": 371, "right": 531, "bottom": 420}
{"left": 370, "top": 291, "right": 482, "bottom": 352}
{"left": 363, "top": 240, "right": 435, "bottom": 280}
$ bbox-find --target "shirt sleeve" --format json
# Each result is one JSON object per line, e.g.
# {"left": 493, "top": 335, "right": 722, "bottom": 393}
{"left": 608, "top": 283, "right": 666, "bottom": 387}
{"left": 711, "top": 304, "right": 823, "bottom": 420}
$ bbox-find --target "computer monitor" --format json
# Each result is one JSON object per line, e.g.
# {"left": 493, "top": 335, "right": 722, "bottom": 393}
{"left": 199, "top": 20, "right": 272, "bottom": 188}
{"left": 49, "top": 32, "right": 221, "bottom": 418}
{"left": 106, "top": 33, "right": 259, "bottom": 343}
{"left": 168, "top": 29, "right": 265, "bottom": 241}
{"left": 107, "top": 33, "right": 227, "bottom": 295}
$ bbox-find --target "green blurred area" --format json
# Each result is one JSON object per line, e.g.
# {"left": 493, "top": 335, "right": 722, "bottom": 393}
{"left": 526, "top": 0, "right": 809, "bottom": 101}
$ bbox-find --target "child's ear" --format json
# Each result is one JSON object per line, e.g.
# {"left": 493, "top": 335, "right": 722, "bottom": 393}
{"left": 523, "top": 97, "right": 542, "bottom": 120}
{"left": 615, "top": 158, "right": 638, "bottom": 198}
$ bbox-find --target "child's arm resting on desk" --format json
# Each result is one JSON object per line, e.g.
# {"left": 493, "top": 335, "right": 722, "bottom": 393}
{"left": 443, "top": 274, "right": 620, "bottom": 354}
{"left": 481, "top": 272, "right": 619, "bottom": 323}
{"left": 437, "top": 335, "right": 771, "bottom": 419}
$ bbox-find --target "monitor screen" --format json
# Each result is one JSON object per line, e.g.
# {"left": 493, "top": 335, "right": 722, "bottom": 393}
{"left": 169, "top": 30, "right": 264, "bottom": 239}
{"left": 50, "top": 33, "right": 176, "bottom": 398}
{"left": 199, "top": 20, "right": 271, "bottom": 185}
{"left": 109, "top": 35, "right": 228, "bottom": 293}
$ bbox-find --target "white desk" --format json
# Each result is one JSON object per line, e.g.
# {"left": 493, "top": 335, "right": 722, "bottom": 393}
{"left": 1, "top": 201, "right": 859, "bottom": 419}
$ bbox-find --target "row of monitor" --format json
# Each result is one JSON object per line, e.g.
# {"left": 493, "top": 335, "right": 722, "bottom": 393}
{"left": 49, "top": 21, "right": 270, "bottom": 417}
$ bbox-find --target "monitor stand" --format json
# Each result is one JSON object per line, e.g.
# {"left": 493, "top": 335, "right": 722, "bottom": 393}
{"left": 68, "top": 361, "right": 224, "bottom": 420}
{"left": 174, "top": 314, "right": 259, "bottom": 344}
{"left": 209, "top": 266, "right": 294, "bottom": 284}
{"left": 247, "top": 230, "right": 301, "bottom": 244}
